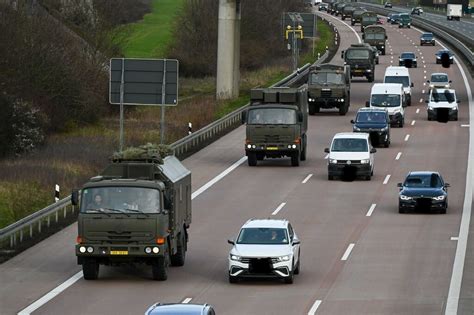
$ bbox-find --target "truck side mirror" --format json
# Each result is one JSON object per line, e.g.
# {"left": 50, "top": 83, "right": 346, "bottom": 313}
{"left": 341, "top": 50, "right": 344, "bottom": 59}
{"left": 71, "top": 189, "right": 79, "bottom": 206}
{"left": 350, "top": 119, "right": 355, "bottom": 124}
{"left": 324, "top": 148, "right": 330, "bottom": 153}
{"left": 365, "top": 101, "right": 370, "bottom": 107}
{"left": 297, "top": 111, "right": 303, "bottom": 123}
{"left": 385, "top": 35, "right": 388, "bottom": 39}
{"left": 241, "top": 110, "right": 247, "bottom": 124}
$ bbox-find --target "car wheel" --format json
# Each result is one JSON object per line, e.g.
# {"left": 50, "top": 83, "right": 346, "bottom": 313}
{"left": 453, "top": 113, "right": 458, "bottom": 121}
{"left": 399, "top": 207, "right": 407, "bottom": 214}
{"left": 229, "top": 274, "right": 238, "bottom": 283}
{"left": 365, "top": 175, "right": 371, "bottom": 181}
{"left": 439, "top": 207, "right": 447, "bottom": 214}
{"left": 294, "top": 253, "right": 300, "bottom": 275}
{"left": 284, "top": 268, "right": 294, "bottom": 284}
{"left": 82, "top": 258, "right": 99, "bottom": 280}
{"left": 384, "top": 140, "right": 390, "bottom": 148}
{"left": 436, "top": 60, "right": 440, "bottom": 64}
{"left": 399, "top": 118, "right": 404, "bottom": 128}
{"left": 328, "top": 174, "right": 334, "bottom": 180}
{"left": 247, "top": 152, "right": 257, "bottom": 166}
{"left": 152, "top": 256, "right": 168, "bottom": 281}
{"left": 428, "top": 115, "right": 432, "bottom": 121}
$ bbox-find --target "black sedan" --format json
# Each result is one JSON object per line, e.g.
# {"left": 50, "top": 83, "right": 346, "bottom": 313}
{"left": 420, "top": 32, "right": 435, "bottom": 46}
{"left": 399, "top": 52, "right": 417, "bottom": 68}
{"left": 398, "top": 171, "right": 449, "bottom": 214}
{"left": 436, "top": 49, "right": 454, "bottom": 65}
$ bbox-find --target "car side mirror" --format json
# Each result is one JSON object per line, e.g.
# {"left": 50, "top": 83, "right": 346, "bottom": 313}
{"left": 411, "top": 82, "right": 414, "bottom": 87}
{"left": 71, "top": 189, "right": 79, "bottom": 206}
{"left": 292, "top": 240, "right": 301, "bottom": 245}
{"left": 427, "top": 80, "right": 430, "bottom": 83}
{"left": 425, "top": 100, "right": 429, "bottom": 103}
{"left": 445, "top": 183, "right": 450, "bottom": 188}
{"left": 350, "top": 119, "right": 355, "bottom": 124}
{"left": 297, "top": 111, "right": 303, "bottom": 123}
{"left": 324, "top": 148, "right": 330, "bottom": 153}
{"left": 397, "top": 183, "right": 403, "bottom": 188}
{"left": 365, "top": 101, "right": 370, "bottom": 107}
{"left": 385, "top": 35, "right": 388, "bottom": 39}
{"left": 241, "top": 110, "right": 247, "bottom": 124}
{"left": 227, "top": 239, "right": 235, "bottom": 245}
{"left": 456, "top": 100, "right": 460, "bottom": 103}
{"left": 341, "top": 50, "right": 345, "bottom": 59}
{"left": 370, "top": 148, "right": 377, "bottom": 153}
{"left": 449, "top": 80, "right": 452, "bottom": 83}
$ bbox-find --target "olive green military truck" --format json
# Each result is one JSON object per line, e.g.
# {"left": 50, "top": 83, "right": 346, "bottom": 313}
{"left": 351, "top": 8, "right": 367, "bottom": 25}
{"left": 341, "top": 43, "right": 377, "bottom": 82}
{"left": 334, "top": 2, "right": 347, "bottom": 16}
{"left": 307, "top": 64, "right": 351, "bottom": 115}
{"left": 73, "top": 147, "right": 191, "bottom": 281}
{"left": 362, "top": 25, "right": 387, "bottom": 55}
{"left": 341, "top": 5, "right": 356, "bottom": 21}
{"left": 242, "top": 87, "right": 308, "bottom": 167}
{"left": 361, "top": 11, "right": 378, "bottom": 32}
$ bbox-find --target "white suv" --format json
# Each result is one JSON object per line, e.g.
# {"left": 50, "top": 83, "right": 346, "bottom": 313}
{"left": 228, "top": 219, "right": 301, "bottom": 284}
{"left": 325, "top": 132, "right": 376, "bottom": 180}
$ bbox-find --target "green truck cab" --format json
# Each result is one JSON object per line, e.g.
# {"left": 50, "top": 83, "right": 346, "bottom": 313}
{"left": 242, "top": 87, "right": 308, "bottom": 167}
{"left": 398, "top": 13, "right": 412, "bottom": 28}
{"left": 361, "top": 11, "right": 378, "bottom": 32}
{"left": 73, "top": 149, "right": 191, "bottom": 281}
{"left": 307, "top": 64, "right": 351, "bottom": 115}
{"left": 362, "top": 25, "right": 388, "bottom": 55}
{"left": 341, "top": 43, "right": 377, "bottom": 82}
{"left": 335, "top": 2, "right": 348, "bottom": 16}
{"left": 341, "top": 5, "right": 356, "bottom": 20}
{"left": 351, "top": 9, "right": 367, "bottom": 25}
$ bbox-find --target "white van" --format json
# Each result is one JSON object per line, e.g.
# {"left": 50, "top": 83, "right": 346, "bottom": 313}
{"left": 367, "top": 83, "right": 405, "bottom": 127}
{"left": 383, "top": 66, "right": 414, "bottom": 106}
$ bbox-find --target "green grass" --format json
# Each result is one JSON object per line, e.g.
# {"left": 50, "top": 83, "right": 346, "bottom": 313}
{"left": 299, "top": 19, "right": 334, "bottom": 66}
{"left": 115, "top": 0, "right": 184, "bottom": 58}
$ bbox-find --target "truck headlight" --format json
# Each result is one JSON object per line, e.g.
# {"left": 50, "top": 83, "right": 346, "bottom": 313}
{"left": 79, "top": 246, "right": 86, "bottom": 253}
{"left": 230, "top": 255, "right": 241, "bottom": 261}
{"left": 278, "top": 255, "right": 291, "bottom": 262}
{"left": 400, "top": 195, "right": 412, "bottom": 200}
{"left": 429, "top": 84, "right": 434, "bottom": 88}
{"left": 360, "top": 159, "right": 370, "bottom": 164}
{"left": 87, "top": 246, "right": 94, "bottom": 253}
{"left": 292, "top": 144, "right": 297, "bottom": 149}
{"left": 152, "top": 247, "right": 160, "bottom": 254}
{"left": 247, "top": 144, "right": 251, "bottom": 149}
{"left": 329, "top": 159, "right": 338, "bottom": 164}
{"left": 432, "top": 195, "right": 446, "bottom": 201}
{"left": 145, "top": 247, "right": 152, "bottom": 254}
{"left": 367, "top": 69, "right": 372, "bottom": 72}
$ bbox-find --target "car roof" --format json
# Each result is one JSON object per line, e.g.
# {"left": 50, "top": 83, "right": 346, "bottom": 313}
{"left": 371, "top": 83, "right": 403, "bottom": 92}
{"left": 333, "top": 132, "right": 369, "bottom": 140}
{"left": 432, "top": 88, "right": 455, "bottom": 94}
{"left": 421, "top": 33, "right": 433, "bottom": 36}
{"left": 401, "top": 52, "right": 415, "bottom": 55}
{"left": 357, "top": 108, "right": 387, "bottom": 113}
{"left": 384, "top": 66, "right": 409, "bottom": 75}
{"left": 431, "top": 72, "right": 448, "bottom": 77}
{"left": 146, "top": 303, "right": 211, "bottom": 315}
{"left": 242, "top": 219, "right": 289, "bottom": 229}
{"left": 407, "top": 171, "right": 441, "bottom": 177}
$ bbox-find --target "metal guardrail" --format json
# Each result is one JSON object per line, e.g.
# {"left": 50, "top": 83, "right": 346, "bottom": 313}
{"left": 0, "top": 25, "right": 333, "bottom": 258}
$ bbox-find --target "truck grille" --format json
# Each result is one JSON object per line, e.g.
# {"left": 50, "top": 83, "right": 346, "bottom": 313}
{"left": 321, "top": 90, "right": 332, "bottom": 98}
{"left": 253, "top": 135, "right": 293, "bottom": 143}
{"left": 88, "top": 231, "right": 154, "bottom": 243}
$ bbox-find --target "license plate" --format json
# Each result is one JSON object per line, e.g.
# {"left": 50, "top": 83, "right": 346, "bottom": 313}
{"left": 110, "top": 250, "right": 128, "bottom": 255}
{"left": 266, "top": 147, "right": 278, "bottom": 150}
{"left": 355, "top": 70, "right": 363, "bottom": 73}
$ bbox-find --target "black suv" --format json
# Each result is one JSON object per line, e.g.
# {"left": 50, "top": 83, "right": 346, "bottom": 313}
{"left": 399, "top": 52, "right": 417, "bottom": 68}
{"left": 351, "top": 108, "right": 390, "bottom": 147}
{"left": 420, "top": 32, "right": 435, "bottom": 46}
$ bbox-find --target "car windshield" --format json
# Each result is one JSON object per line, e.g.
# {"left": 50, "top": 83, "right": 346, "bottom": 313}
{"left": 237, "top": 228, "right": 289, "bottom": 245}
{"left": 331, "top": 138, "right": 368, "bottom": 152}
{"left": 371, "top": 94, "right": 401, "bottom": 107}
{"left": 346, "top": 49, "right": 369, "bottom": 59}
{"left": 81, "top": 187, "right": 161, "bottom": 214}
{"left": 356, "top": 111, "right": 387, "bottom": 123}
{"left": 247, "top": 108, "right": 296, "bottom": 124}
{"left": 404, "top": 174, "right": 443, "bottom": 188}
{"left": 365, "top": 33, "right": 385, "bottom": 40}
{"left": 309, "top": 72, "right": 344, "bottom": 84}
{"left": 401, "top": 53, "right": 415, "bottom": 59}
{"left": 384, "top": 76, "right": 409, "bottom": 87}
{"left": 431, "top": 74, "right": 448, "bottom": 82}
{"left": 431, "top": 91, "right": 455, "bottom": 103}
{"left": 437, "top": 50, "right": 452, "bottom": 56}
{"left": 422, "top": 33, "right": 433, "bottom": 39}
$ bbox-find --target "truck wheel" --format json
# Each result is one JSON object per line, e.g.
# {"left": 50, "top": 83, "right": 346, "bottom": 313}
{"left": 248, "top": 152, "right": 257, "bottom": 166}
{"left": 300, "top": 140, "right": 307, "bottom": 161}
{"left": 170, "top": 233, "right": 186, "bottom": 267}
{"left": 291, "top": 152, "right": 300, "bottom": 167}
{"left": 152, "top": 256, "right": 168, "bottom": 281}
{"left": 368, "top": 74, "right": 374, "bottom": 82}
{"left": 384, "top": 140, "right": 390, "bottom": 148}
{"left": 399, "top": 118, "right": 404, "bottom": 128}
{"left": 382, "top": 49, "right": 386, "bottom": 55}
{"left": 309, "top": 104, "right": 316, "bottom": 115}
{"left": 351, "top": 21, "right": 355, "bottom": 25}
{"left": 339, "top": 103, "right": 348, "bottom": 115}
{"left": 82, "top": 259, "right": 99, "bottom": 280}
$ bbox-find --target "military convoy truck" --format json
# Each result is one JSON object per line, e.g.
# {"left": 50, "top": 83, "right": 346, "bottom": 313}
{"left": 341, "top": 43, "right": 377, "bottom": 82}
{"left": 341, "top": 5, "right": 356, "bottom": 20}
{"left": 73, "top": 146, "right": 191, "bottom": 281}
{"left": 362, "top": 25, "right": 387, "bottom": 55}
{"left": 361, "top": 11, "right": 378, "bottom": 32}
{"left": 242, "top": 87, "right": 308, "bottom": 167}
{"left": 307, "top": 64, "right": 351, "bottom": 115}
{"left": 351, "top": 8, "right": 367, "bottom": 25}
{"left": 334, "top": 2, "right": 347, "bottom": 16}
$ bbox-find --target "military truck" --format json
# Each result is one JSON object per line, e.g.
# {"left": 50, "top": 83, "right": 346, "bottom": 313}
{"left": 341, "top": 43, "right": 377, "bottom": 82}
{"left": 351, "top": 8, "right": 367, "bottom": 25}
{"left": 361, "top": 11, "right": 378, "bottom": 32}
{"left": 326, "top": 0, "right": 337, "bottom": 14}
{"left": 362, "top": 25, "right": 387, "bottom": 55}
{"left": 307, "top": 64, "right": 351, "bottom": 115}
{"left": 334, "top": 2, "right": 347, "bottom": 16}
{"left": 341, "top": 5, "right": 356, "bottom": 21}
{"left": 73, "top": 145, "right": 191, "bottom": 281}
{"left": 242, "top": 87, "right": 308, "bottom": 167}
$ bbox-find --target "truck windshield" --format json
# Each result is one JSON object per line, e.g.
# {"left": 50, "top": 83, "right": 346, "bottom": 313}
{"left": 371, "top": 94, "right": 401, "bottom": 107}
{"left": 363, "top": 17, "right": 377, "bottom": 23}
{"left": 237, "top": 228, "right": 289, "bottom": 245}
{"left": 81, "top": 187, "right": 161, "bottom": 214}
{"left": 310, "top": 72, "right": 344, "bottom": 84}
{"left": 247, "top": 108, "right": 296, "bottom": 124}
{"left": 365, "top": 33, "right": 385, "bottom": 40}
{"left": 331, "top": 138, "right": 368, "bottom": 152}
{"left": 384, "top": 76, "right": 409, "bottom": 87}
{"left": 431, "top": 91, "right": 455, "bottom": 103}
{"left": 346, "top": 49, "right": 369, "bottom": 59}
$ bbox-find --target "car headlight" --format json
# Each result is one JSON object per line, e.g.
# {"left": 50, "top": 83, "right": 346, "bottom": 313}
{"left": 432, "top": 195, "right": 446, "bottom": 201}
{"left": 400, "top": 195, "right": 412, "bottom": 200}
{"left": 247, "top": 144, "right": 251, "bottom": 149}
{"left": 428, "top": 106, "right": 434, "bottom": 110}
{"left": 444, "top": 84, "right": 450, "bottom": 88}
{"left": 329, "top": 159, "right": 338, "bottom": 164}
{"left": 381, "top": 126, "right": 389, "bottom": 131}
{"left": 408, "top": 23, "right": 411, "bottom": 25}
{"left": 278, "top": 255, "right": 291, "bottom": 262}
{"left": 79, "top": 246, "right": 86, "bottom": 253}
{"left": 429, "top": 84, "right": 434, "bottom": 88}
{"left": 230, "top": 254, "right": 241, "bottom": 261}
{"left": 292, "top": 144, "right": 297, "bottom": 149}
{"left": 360, "top": 159, "right": 370, "bottom": 164}
{"left": 354, "top": 127, "right": 361, "bottom": 131}
{"left": 367, "top": 69, "right": 372, "bottom": 72}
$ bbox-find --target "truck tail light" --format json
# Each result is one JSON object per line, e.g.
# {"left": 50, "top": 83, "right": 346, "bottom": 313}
{"left": 156, "top": 237, "right": 166, "bottom": 245}
{"left": 245, "top": 139, "right": 251, "bottom": 144}
{"left": 294, "top": 137, "right": 301, "bottom": 144}
{"left": 76, "top": 236, "right": 83, "bottom": 244}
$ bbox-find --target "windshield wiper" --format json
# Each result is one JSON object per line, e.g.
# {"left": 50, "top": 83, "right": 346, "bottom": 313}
{"left": 85, "top": 208, "right": 111, "bottom": 217}
{"left": 124, "top": 208, "right": 150, "bottom": 217}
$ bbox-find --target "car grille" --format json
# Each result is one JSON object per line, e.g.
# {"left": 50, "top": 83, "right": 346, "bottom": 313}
{"left": 241, "top": 257, "right": 279, "bottom": 264}
{"left": 336, "top": 160, "right": 362, "bottom": 165}
{"left": 321, "top": 90, "right": 332, "bottom": 98}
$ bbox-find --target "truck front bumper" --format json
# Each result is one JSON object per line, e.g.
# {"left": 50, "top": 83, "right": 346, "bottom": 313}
{"left": 351, "top": 68, "right": 372, "bottom": 77}
{"left": 308, "top": 96, "right": 346, "bottom": 108}
{"left": 76, "top": 244, "right": 166, "bottom": 263}
{"left": 245, "top": 144, "right": 300, "bottom": 158}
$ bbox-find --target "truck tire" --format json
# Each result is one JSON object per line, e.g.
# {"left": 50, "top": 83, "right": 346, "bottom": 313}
{"left": 382, "top": 49, "right": 386, "bottom": 55}
{"left": 170, "top": 233, "right": 186, "bottom": 267}
{"left": 368, "top": 74, "right": 374, "bottom": 82}
{"left": 152, "top": 256, "right": 168, "bottom": 281}
{"left": 339, "top": 103, "right": 348, "bottom": 115}
{"left": 82, "top": 258, "right": 99, "bottom": 280}
{"left": 309, "top": 103, "right": 316, "bottom": 115}
{"left": 291, "top": 152, "right": 300, "bottom": 167}
{"left": 300, "top": 145, "right": 307, "bottom": 161}
{"left": 248, "top": 152, "right": 257, "bottom": 166}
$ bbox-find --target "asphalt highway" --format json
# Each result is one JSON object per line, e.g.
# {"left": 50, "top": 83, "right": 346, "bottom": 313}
{"left": 1, "top": 9, "right": 473, "bottom": 315}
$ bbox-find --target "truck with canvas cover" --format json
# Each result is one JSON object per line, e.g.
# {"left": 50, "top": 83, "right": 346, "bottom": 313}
{"left": 242, "top": 87, "right": 308, "bottom": 167}
{"left": 341, "top": 5, "right": 356, "bottom": 20}
{"left": 362, "top": 25, "right": 387, "bottom": 55}
{"left": 361, "top": 11, "right": 378, "bottom": 32}
{"left": 307, "top": 64, "right": 351, "bottom": 115}
{"left": 73, "top": 144, "right": 192, "bottom": 281}
{"left": 351, "top": 8, "right": 367, "bottom": 25}
{"left": 341, "top": 43, "right": 377, "bottom": 82}
{"left": 334, "top": 2, "right": 348, "bottom": 16}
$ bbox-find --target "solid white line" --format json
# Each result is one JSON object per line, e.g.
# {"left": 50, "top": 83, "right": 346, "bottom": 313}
{"left": 451, "top": 237, "right": 459, "bottom": 241}
{"left": 182, "top": 298, "right": 193, "bottom": 304}
{"left": 383, "top": 174, "right": 391, "bottom": 185}
{"left": 404, "top": 134, "right": 410, "bottom": 141}
{"left": 192, "top": 156, "right": 247, "bottom": 199}
{"left": 272, "top": 202, "right": 286, "bottom": 216}
{"left": 308, "top": 300, "right": 322, "bottom": 315}
{"left": 318, "top": 12, "right": 361, "bottom": 43}
{"left": 416, "top": 108, "right": 420, "bottom": 114}
{"left": 411, "top": 120, "right": 416, "bottom": 126}
{"left": 17, "top": 271, "right": 83, "bottom": 315}
{"left": 302, "top": 174, "right": 313, "bottom": 184}
{"left": 366, "top": 203, "right": 377, "bottom": 217}
{"left": 395, "top": 152, "right": 402, "bottom": 160}
{"left": 341, "top": 243, "right": 355, "bottom": 261}
{"left": 461, "top": 124, "right": 470, "bottom": 128}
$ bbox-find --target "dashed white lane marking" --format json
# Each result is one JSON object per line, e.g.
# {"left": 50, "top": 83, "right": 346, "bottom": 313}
{"left": 182, "top": 298, "right": 193, "bottom": 304}
{"left": 419, "top": 98, "right": 423, "bottom": 103}
{"left": 383, "top": 174, "right": 391, "bottom": 185}
{"left": 302, "top": 174, "right": 313, "bottom": 184}
{"left": 272, "top": 202, "right": 286, "bottom": 215}
{"left": 416, "top": 108, "right": 420, "bottom": 114}
{"left": 424, "top": 70, "right": 427, "bottom": 73}
{"left": 461, "top": 124, "right": 470, "bottom": 128}
{"left": 411, "top": 120, "right": 416, "bottom": 126}
{"left": 395, "top": 152, "right": 402, "bottom": 160}
{"left": 422, "top": 90, "right": 425, "bottom": 94}
{"left": 451, "top": 237, "right": 459, "bottom": 241}
{"left": 423, "top": 82, "right": 426, "bottom": 86}
{"left": 366, "top": 203, "right": 377, "bottom": 217}
{"left": 405, "top": 134, "right": 410, "bottom": 141}
{"left": 341, "top": 243, "right": 355, "bottom": 261}
{"left": 308, "top": 300, "right": 322, "bottom": 315}
{"left": 424, "top": 76, "right": 427, "bottom": 79}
